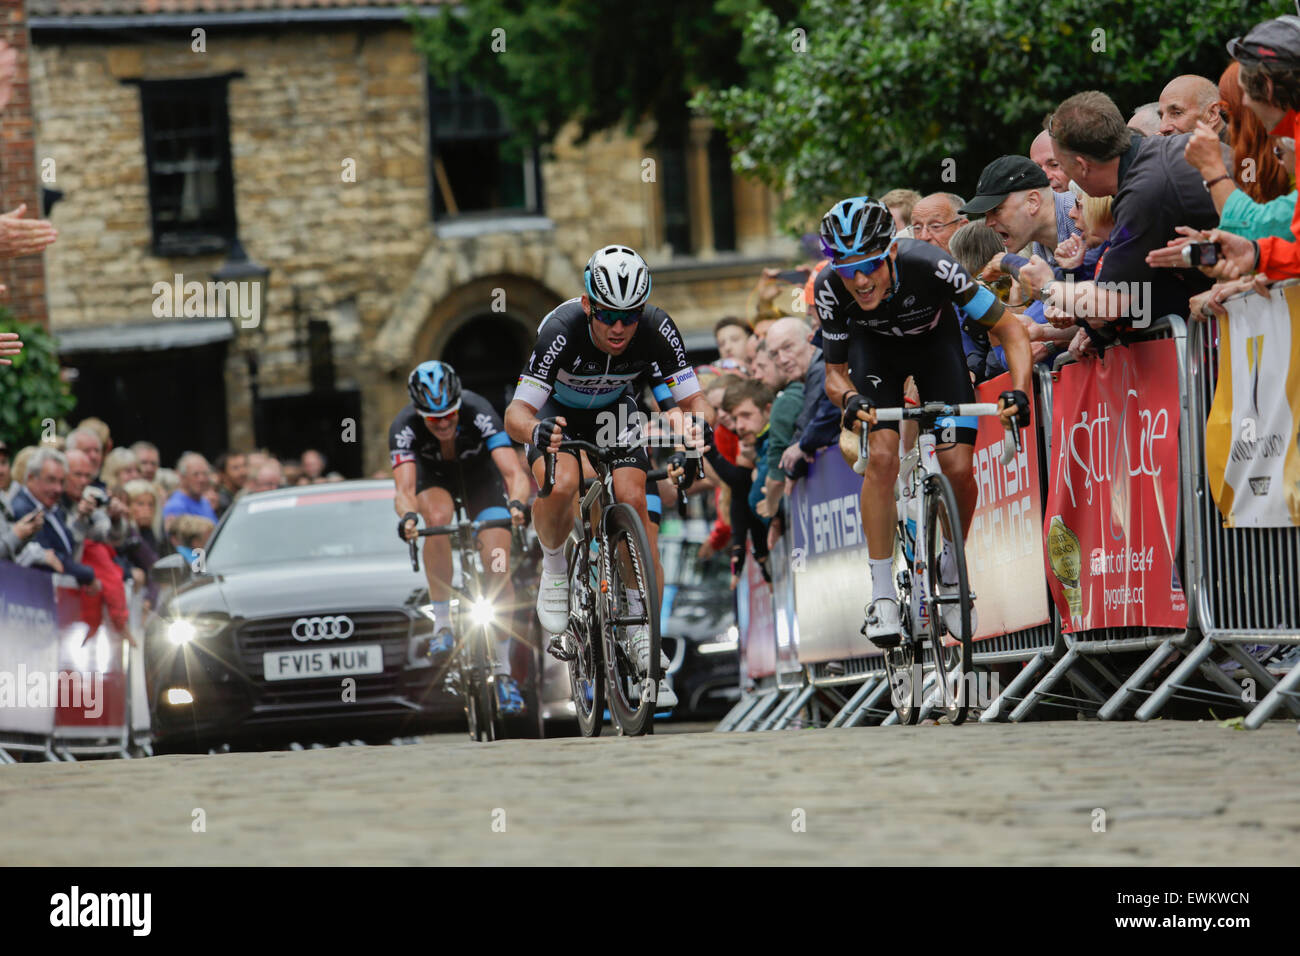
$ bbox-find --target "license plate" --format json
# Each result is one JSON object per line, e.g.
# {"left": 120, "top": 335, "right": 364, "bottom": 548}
{"left": 263, "top": 644, "right": 384, "bottom": 681}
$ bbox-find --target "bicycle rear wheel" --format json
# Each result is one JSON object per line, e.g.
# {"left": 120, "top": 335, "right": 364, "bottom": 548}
{"left": 601, "top": 503, "right": 661, "bottom": 737}
{"left": 924, "top": 473, "right": 973, "bottom": 725}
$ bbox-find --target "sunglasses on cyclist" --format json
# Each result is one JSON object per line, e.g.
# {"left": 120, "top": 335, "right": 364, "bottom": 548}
{"left": 591, "top": 306, "right": 642, "bottom": 326}
{"left": 422, "top": 409, "right": 457, "bottom": 424}
{"left": 833, "top": 244, "right": 894, "bottom": 281}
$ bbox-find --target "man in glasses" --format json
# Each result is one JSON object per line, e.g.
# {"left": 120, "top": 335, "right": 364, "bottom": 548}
{"left": 391, "top": 359, "right": 534, "bottom": 714}
{"left": 504, "top": 245, "right": 713, "bottom": 708}
{"left": 909, "top": 193, "right": 968, "bottom": 254}
{"left": 813, "top": 197, "right": 1033, "bottom": 646}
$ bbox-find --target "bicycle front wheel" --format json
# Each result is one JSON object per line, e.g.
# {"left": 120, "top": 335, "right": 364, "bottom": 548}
{"left": 566, "top": 535, "right": 604, "bottom": 738}
{"left": 923, "top": 472, "right": 973, "bottom": 725}
{"left": 600, "top": 503, "right": 661, "bottom": 737}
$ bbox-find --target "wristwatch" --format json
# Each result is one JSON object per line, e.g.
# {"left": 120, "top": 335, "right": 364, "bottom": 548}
{"left": 1203, "top": 173, "right": 1232, "bottom": 190}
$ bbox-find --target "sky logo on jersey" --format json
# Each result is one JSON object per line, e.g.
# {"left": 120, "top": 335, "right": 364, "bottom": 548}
{"left": 815, "top": 283, "right": 840, "bottom": 322}
{"left": 934, "top": 259, "right": 973, "bottom": 295}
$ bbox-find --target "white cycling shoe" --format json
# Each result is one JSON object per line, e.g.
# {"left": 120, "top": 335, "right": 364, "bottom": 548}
{"left": 536, "top": 570, "right": 571, "bottom": 635}
{"left": 628, "top": 624, "right": 677, "bottom": 709}
{"left": 864, "top": 598, "right": 902, "bottom": 649}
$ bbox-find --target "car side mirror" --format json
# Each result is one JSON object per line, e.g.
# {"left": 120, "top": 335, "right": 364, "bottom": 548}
{"left": 150, "top": 552, "right": 192, "bottom": 587}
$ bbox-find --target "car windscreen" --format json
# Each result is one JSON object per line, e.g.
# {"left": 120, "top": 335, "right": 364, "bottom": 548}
{"left": 206, "top": 487, "right": 401, "bottom": 571}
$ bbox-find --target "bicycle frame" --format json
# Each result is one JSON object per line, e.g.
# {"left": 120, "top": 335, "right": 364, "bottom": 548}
{"left": 854, "top": 401, "right": 1020, "bottom": 721}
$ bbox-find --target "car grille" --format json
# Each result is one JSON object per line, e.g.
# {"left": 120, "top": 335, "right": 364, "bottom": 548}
{"left": 235, "top": 611, "right": 413, "bottom": 707}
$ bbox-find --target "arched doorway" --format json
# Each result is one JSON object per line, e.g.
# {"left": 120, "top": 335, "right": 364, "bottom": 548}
{"left": 441, "top": 314, "right": 533, "bottom": 414}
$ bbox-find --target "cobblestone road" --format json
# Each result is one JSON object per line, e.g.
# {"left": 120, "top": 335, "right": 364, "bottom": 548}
{"left": 2, "top": 721, "right": 1296, "bottom": 865}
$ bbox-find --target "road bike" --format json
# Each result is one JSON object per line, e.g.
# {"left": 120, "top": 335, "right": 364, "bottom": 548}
{"left": 855, "top": 402, "right": 1018, "bottom": 725}
{"left": 539, "top": 442, "right": 696, "bottom": 737}
{"left": 408, "top": 487, "right": 535, "bottom": 742}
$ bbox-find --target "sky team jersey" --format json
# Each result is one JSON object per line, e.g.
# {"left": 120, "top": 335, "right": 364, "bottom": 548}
{"left": 388, "top": 390, "right": 511, "bottom": 469}
{"left": 514, "top": 297, "right": 700, "bottom": 410}
{"left": 814, "top": 238, "right": 1003, "bottom": 364}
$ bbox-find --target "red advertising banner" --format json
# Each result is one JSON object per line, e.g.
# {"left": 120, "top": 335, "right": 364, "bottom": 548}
{"left": 968, "top": 372, "right": 1051, "bottom": 640}
{"left": 1044, "top": 340, "right": 1188, "bottom": 632}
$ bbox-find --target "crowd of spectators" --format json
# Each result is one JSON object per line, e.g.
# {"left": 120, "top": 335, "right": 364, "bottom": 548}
{"left": 0, "top": 415, "right": 347, "bottom": 633}
{"left": 669, "top": 14, "right": 1300, "bottom": 595}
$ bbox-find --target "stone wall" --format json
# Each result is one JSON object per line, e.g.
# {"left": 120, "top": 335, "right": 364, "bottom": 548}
{"left": 31, "top": 22, "right": 796, "bottom": 474}
{"left": 1, "top": 1, "right": 47, "bottom": 327}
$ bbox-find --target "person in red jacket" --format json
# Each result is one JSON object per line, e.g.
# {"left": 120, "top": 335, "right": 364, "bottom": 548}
{"left": 79, "top": 538, "right": 133, "bottom": 646}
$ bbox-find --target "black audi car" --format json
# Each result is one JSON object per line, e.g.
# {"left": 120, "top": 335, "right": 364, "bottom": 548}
{"left": 144, "top": 481, "right": 463, "bottom": 751}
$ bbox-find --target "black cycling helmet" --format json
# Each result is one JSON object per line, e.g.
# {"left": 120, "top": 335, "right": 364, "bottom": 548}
{"left": 407, "top": 360, "right": 462, "bottom": 415}
{"left": 818, "top": 196, "right": 896, "bottom": 259}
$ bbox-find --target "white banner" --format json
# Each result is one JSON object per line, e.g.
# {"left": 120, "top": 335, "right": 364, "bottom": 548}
{"left": 1206, "top": 284, "right": 1300, "bottom": 528}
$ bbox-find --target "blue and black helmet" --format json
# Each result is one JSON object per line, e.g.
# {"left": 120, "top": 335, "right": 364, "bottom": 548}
{"left": 408, "top": 360, "right": 462, "bottom": 415}
{"left": 818, "top": 196, "right": 896, "bottom": 259}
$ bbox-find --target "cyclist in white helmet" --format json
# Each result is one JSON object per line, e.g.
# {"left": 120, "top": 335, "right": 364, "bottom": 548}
{"left": 504, "top": 245, "right": 714, "bottom": 709}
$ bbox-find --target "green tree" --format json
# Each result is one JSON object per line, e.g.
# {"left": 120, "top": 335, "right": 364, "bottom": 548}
{"left": 696, "top": 0, "right": 1293, "bottom": 225}
{"left": 410, "top": 0, "right": 800, "bottom": 150}
{"left": 0, "top": 310, "right": 75, "bottom": 449}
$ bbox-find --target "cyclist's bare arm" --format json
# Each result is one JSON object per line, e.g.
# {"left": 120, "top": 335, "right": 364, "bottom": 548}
{"left": 393, "top": 461, "right": 420, "bottom": 539}
{"left": 824, "top": 361, "right": 877, "bottom": 425}
{"left": 505, "top": 398, "right": 564, "bottom": 454}
{"left": 987, "top": 309, "right": 1034, "bottom": 421}
{"left": 491, "top": 445, "right": 533, "bottom": 509}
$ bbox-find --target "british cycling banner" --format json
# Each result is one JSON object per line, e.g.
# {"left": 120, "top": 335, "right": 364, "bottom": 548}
{"left": 967, "top": 372, "right": 1051, "bottom": 640}
{"left": 788, "top": 445, "right": 879, "bottom": 661}
{"left": 1204, "top": 283, "right": 1300, "bottom": 527}
{"left": 1044, "top": 339, "right": 1188, "bottom": 632}
{"left": 0, "top": 563, "right": 60, "bottom": 738}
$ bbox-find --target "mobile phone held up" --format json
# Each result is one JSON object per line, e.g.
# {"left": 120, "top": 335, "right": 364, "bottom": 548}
{"left": 1182, "top": 241, "right": 1222, "bottom": 267}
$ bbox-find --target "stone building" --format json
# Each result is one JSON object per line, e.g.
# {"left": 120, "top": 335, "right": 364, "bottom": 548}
{"left": 21, "top": 0, "right": 795, "bottom": 474}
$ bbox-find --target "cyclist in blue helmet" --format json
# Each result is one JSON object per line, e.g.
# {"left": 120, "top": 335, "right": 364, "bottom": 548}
{"left": 814, "top": 197, "right": 1033, "bottom": 647}
{"left": 390, "top": 359, "right": 534, "bottom": 716}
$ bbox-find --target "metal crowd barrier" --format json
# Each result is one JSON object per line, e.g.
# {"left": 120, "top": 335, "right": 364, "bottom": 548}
{"left": 1004, "top": 316, "right": 1195, "bottom": 722}
{"left": 717, "top": 300, "right": 1300, "bottom": 731}
{"left": 1118, "top": 289, "right": 1300, "bottom": 726}
{"left": 0, "top": 569, "right": 150, "bottom": 763}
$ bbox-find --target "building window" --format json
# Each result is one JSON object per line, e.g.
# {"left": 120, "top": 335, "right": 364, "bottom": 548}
{"left": 427, "top": 75, "right": 542, "bottom": 219}
{"left": 136, "top": 76, "right": 238, "bottom": 257}
{"left": 708, "top": 130, "right": 737, "bottom": 253}
{"left": 658, "top": 143, "right": 692, "bottom": 255}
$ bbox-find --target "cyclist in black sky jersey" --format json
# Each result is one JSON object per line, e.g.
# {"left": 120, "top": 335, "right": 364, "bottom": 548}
{"left": 814, "top": 197, "right": 1033, "bottom": 646}
{"left": 391, "top": 360, "right": 534, "bottom": 714}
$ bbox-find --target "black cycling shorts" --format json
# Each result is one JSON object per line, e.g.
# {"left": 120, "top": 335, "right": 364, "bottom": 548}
{"left": 848, "top": 319, "right": 978, "bottom": 446}
{"left": 524, "top": 392, "right": 651, "bottom": 473}
{"left": 415, "top": 458, "right": 511, "bottom": 522}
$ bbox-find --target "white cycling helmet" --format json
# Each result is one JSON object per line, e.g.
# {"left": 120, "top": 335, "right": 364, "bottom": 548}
{"left": 584, "top": 245, "right": 652, "bottom": 311}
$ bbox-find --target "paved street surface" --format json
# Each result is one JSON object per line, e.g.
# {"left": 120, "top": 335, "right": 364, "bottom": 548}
{"left": 2, "top": 721, "right": 1296, "bottom": 865}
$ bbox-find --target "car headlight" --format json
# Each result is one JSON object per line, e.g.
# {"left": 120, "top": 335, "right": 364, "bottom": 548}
{"left": 165, "top": 616, "right": 227, "bottom": 646}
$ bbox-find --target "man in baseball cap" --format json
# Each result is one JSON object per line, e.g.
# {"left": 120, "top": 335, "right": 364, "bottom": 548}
{"left": 960, "top": 155, "right": 1094, "bottom": 278}
{"left": 1227, "top": 16, "right": 1300, "bottom": 68}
